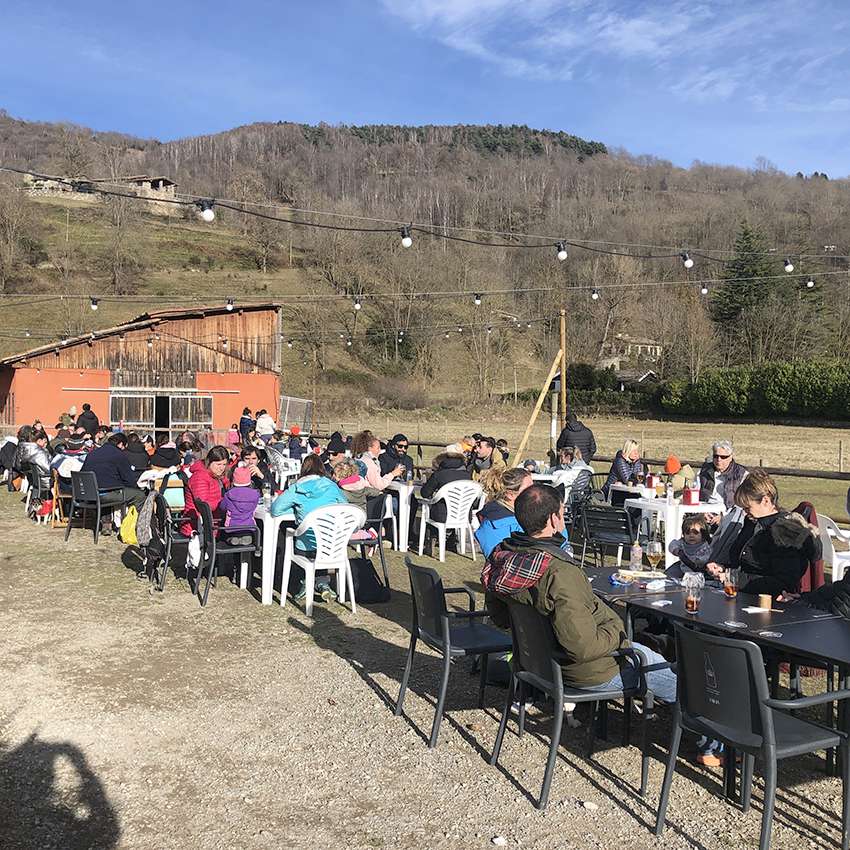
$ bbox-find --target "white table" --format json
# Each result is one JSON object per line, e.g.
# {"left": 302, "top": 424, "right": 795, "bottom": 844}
{"left": 387, "top": 480, "right": 421, "bottom": 553}
{"left": 609, "top": 482, "right": 653, "bottom": 502}
{"left": 531, "top": 473, "right": 554, "bottom": 483}
{"left": 254, "top": 504, "right": 295, "bottom": 604}
{"left": 623, "top": 497, "right": 724, "bottom": 568}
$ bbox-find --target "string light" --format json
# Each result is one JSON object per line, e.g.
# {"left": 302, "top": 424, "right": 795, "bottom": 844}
{"left": 221, "top": 338, "right": 229, "bottom": 349}
{"left": 700, "top": 283, "right": 709, "bottom": 295}
{"left": 226, "top": 298, "right": 235, "bottom": 311}
{"left": 473, "top": 293, "right": 482, "bottom": 306}
{"left": 197, "top": 199, "right": 216, "bottom": 223}
{"left": 444, "top": 331, "right": 450, "bottom": 338}
{"left": 456, "top": 326, "right": 463, "bottom": 333}
{"left": 353, "top": 297, "right": 362, "bottom": 311}
{"left": 400, "top": 226, "right": 413, "bottom": 248}
{"left": 681, "top": 252, "right": 694, "bottom": 269}
{"left": 486, "top": 326, "right": 492, "bottom": 334}
{"left": 25, "top": 329, "right": 31, "bottom": 337}
{"left": 346, "top": 338, "right": 352, "bottom": 347}
{"left": 784, "top": 258, "right": 795, "bottom": 273}
{"left": 556, "top": 241, "right": 568, "bottom": 262}
{"left": 806, "top": 277, "right": 815, "bottom": 289}
{"left": 591, "top": 288, "right": 600, "bottom": 300}
{"left": 147, "top": 337, "right": 153, "bottom": 348}
{"left": 90, "top": 297, "right": 99, "bottom": 311}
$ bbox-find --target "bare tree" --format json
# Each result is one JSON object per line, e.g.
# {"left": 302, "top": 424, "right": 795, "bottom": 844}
{"left": 0, "top": 180, "right": 33, "bottom": 292}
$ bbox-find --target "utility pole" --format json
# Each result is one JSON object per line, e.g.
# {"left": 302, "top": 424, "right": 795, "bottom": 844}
{"left": 559, "top": 308, "right": 567, "bottom": 432}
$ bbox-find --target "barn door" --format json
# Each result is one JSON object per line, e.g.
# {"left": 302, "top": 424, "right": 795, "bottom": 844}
{"left": 169, "top": 394, "right": 213, "bottom": 436}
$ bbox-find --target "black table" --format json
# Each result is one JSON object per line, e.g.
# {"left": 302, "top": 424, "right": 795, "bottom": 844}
{"left": 585, "top": 567, "right": 685, "bottom": 602}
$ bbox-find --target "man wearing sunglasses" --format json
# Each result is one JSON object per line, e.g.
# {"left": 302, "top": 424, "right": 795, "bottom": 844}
{"left": 379, "top": 433, "right": 414, "bottom": 480}
{"left": 698, "top": 439, "right": 748, "bottom": 511}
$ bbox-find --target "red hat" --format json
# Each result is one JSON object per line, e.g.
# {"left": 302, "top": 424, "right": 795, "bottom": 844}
{"left": 664, "top": 455, "right": 682, "bottom": 475}
{"left": 232, "top": 466, "right": 252, "bottom": 487}
{"left": 290, "top": 424, "right": 301, "bottom": 436}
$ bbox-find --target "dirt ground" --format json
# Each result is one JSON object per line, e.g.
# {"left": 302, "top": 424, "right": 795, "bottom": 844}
{"left": 0, "top": 489, "right": 846, "bottom": 850}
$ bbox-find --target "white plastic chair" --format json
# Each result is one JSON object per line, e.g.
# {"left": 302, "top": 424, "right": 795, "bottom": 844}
{"left": 817, "top": 514, "right": 850, "bottom": 582}
{"left": 280, "top": 503, "right": 366, "bottom": 616}
{"left": 418, "top": 480, "right": 483, "bottom": 563}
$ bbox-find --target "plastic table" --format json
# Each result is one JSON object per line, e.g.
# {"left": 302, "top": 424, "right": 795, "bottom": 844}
{"left": 254, "top": 504, "right": 295, "bottom": 604}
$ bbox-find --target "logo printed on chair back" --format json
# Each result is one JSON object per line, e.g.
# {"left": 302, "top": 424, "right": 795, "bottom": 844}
{"left": 704, "top": 650, "right": 720, "bottom": 706}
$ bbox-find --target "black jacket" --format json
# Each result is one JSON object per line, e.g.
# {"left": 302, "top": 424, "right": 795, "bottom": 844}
{"left": 804, "top": 575, "right": 850, "bottom": 620}
{"left": 556, "top": 419, "right": 597, "bottom": 460}
{"left": 150, "top": 446, "right": 181, "bottom": 468}
{"left": 125, "top": 443, "right": 150, "bottom": 472}
{"left": 698, "top": 460, "right": 748, "bottom": 509}
{"left": 81, "top": 443, "right": 140, "bottom": 491}
{"left": 76, "top": 409, "right": 100, "bottom": 435}
{"left": 736, "top": 511, "right": 820, "bottom": 596}
{"left": 239, "top": 415, "right": 255, "bottom": 441}
{"left": 420, "top": 455, "right": 471, "bottom": 522}
{"left": 379, "top": 445, "right": 413, "bottom": 479}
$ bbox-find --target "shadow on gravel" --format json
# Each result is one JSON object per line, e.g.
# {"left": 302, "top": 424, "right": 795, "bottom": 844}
{"left": 0, "top": 732, "right": 120, "bottom": 850}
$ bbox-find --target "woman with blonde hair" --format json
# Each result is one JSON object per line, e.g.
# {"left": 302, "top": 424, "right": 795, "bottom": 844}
{"left": 474, "top": 467, "right": 533, "bottom": 558}
{"left": 602, "top": 438, "right": 644, "bottom": 498}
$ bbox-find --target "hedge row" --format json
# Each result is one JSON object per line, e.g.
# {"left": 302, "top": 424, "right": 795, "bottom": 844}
{"left": 660, "top": 361, "right": 850, "bottom": 419}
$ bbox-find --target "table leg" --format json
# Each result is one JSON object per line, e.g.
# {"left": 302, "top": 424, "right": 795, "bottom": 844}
{"left": 260, "top": 516, "right": 276, "bottom": 605}
{"left": 398, "top": 486, "right": 410, "bottom": 553}
{"left": 664, "top": 505, "right": 677, "bottom": 569}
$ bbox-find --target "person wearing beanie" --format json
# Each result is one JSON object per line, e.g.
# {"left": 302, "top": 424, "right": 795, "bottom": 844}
{"left": 287, "top": 424, "right": 305, "bottom": 460}
{"left": 322, "top": 435, "right": 348, "bottom": 474}
{"left": 219, "top": 465, "right": 260, "bottom": 546}
{"left": 664, "top": 455, "right": 682, "bottom": 475}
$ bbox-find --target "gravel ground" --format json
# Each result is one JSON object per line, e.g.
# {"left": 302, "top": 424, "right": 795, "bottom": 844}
{"left": 0, "top": 489, "right": 844, "bottom": 850}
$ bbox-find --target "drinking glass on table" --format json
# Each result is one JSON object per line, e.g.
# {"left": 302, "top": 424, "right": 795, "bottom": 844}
{"left": 723, "top": 568, "right": 739, "bottom": 598}
{"left": 683, "top": 572, "right": 705, "bottom": 614}
{"left": 646, "top": 540, "right": 663, "bottom": 571}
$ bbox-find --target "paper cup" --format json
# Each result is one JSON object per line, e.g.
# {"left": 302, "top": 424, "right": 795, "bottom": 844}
{"left": 758, "top": 594, "right": 772, "bottom": 609}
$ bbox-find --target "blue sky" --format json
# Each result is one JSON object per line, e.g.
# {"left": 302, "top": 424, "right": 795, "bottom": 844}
{"left": 4, "top": 0, "right": 850, "bottom": 175}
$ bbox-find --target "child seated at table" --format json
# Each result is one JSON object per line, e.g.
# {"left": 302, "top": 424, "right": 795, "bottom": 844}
{"left": 219, "top": 466, "right": 260, "bottom": 545}
{"left": 331, "top": 458, "right": 380, "bottom": 541}
{"left": 667, "top": 514, "right": 712, "bottom": 578}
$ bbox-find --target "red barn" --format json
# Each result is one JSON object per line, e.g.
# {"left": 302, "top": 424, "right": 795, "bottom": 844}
{"left": 0, "top": 304, "right": 282, "bottom": 437}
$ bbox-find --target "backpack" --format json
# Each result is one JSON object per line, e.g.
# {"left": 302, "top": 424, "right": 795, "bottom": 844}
{"left": 342, "top": 557, "right": 391, "bottom": 604}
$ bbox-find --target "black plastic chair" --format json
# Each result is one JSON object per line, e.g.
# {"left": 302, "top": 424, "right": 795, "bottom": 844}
{"left": 395, "top": 556, "right": 512, "bottom": 749}
{"left": 579, "top": 504, "right": 636, "bottom": 569}
{"left": 490, "top": 598, "right": 655, "bottom": 809}
{"left": 194, "top": 499, "right": 261, "bottom": 607}
{"left": 24, "top": 466, "right": 50, "bottom": 514}
{"left": 656, "top": 625, "right": 850, "bottom": 850}
{"left": 64, "top": 471, "right": 126, "bottom": 544}
{"left": 142, "top": 492, "right": 194, "bottom": 592}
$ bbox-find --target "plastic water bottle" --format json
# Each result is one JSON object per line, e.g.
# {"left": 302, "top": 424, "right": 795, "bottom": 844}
{"left": 629, "top": 540, "right": 643, "bottom": 570}
{"left": 666, "top": 483, "right": 674, "bottom": 506}
{"left": 262, "top": 484, "right": 272, "bottom": 511}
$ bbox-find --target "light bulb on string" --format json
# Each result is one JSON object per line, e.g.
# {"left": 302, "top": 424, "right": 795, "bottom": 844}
{"left": 556, "top": 241, "right": 568, "bottom": 262}
{"left": 226, "top": 298, "right": 235, "bottom": 311}
{"left": 806, "top": 277, "right": 815, "bottom": 289}
{"left": 147, "top": 337, "right": 154, "bottom": 348}
{"left": 473, "top": 293, "right": 482, "bottom": 306}
{"left": 444, "top": 331, "right": 450, "bottom": 339}
{"left": 25, "top": 329, "right": 31, "bottom": 337}
{"left": 90, "top": 297, "right": 99, "bottom": 311}
{"left": 457, "top": 326, "right": 463, "bottom": 333}
{"left": 400, "top": 226, "right": 413, "bottom": 248}
{"left": 486, "top": 326, "right": 492, "bottom": 334}
{"left": 197, "top": 199, "right": 216, "bottom": 223}
{"left": 353, "top": 297, "right": 362, "bottom": 311}
{"left": 681, "top": 252, "right": 694, "bottom": 269}
{"left": 346, "top": 338, "right": 352, "bottom": 347}
{"left": 700, "top": 283, "right": 709, "bottom": 296}
{"left": 591, "top": 288, "right": 600, "bottom": 301}
{"left": 526, "top": 322, "right": 532, "bottom": 329}
{"left": 222, "top": 338, "right": 229, "bottom": 349}
{"left": 784, "top": 258, "right": 794, "bottom": 273}
{"left": 287, "top": 340, "right": 293, "bottom": 348}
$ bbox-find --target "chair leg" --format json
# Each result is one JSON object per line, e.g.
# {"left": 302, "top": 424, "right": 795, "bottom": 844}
{"left": 469, "top": 524, "right": 477, "bottom": 562}
{"left": 337, "top": 564, "right": 347, "bottom": 604}
{"left": 639, "top": 692, "right": 654, "bottom": 797}
{"left": 239, "top": 557, "right": 249, "bottom": 590}
{"left": 437, "top": 525, "right": 446, "bottom": 563}
{"left": 759, "top": 752, "right": 777, "bottom": 850}
{"left": 742, "top": 753, "right": 754, "bottom": 814}
{"left": 538, "top": 691, "right": 565, "bottom": 810}
{"left": 654, "top": 718, "right": 683, "bottom": 836}
{"left": 376, "top": 537, "right": 390, "bottom": 588}
{"left": 304, "top": 569, "right": 315, "bottom": 617}
{"left": 841, "top": 740, "right": 850, "bottom": 850}
{"left": 518, "top": 680, "right": 527, "bottom": 737}
{"left": 64, "top": 502, "right": 75, "bottom": 541}
{"left": 478, "top": 653, "right": 489, "bottom": 708}
{"left": 418, "top": 513, "right": 427, "bottom": 556}
{"left": 395, "top": 634, "right": 417, "bottom": 716}
{"left": 580, "top": 538, "right": 588, "bottom": 569}
{"left": 490, "top": 676, "right": 515, "bottom": 766}
{"left": 93, "top": 504, "right": 100, "bottom": 545}
{"left": 345, "top": 561, "right": 357, "bottom": 614}
{"left": 586, "top": 701, "right": 597, "bottom": 758}
{"left": 200, "top": 560, "right": 217, "bottom": 607}
{"left": 429, "top": 651, "right": 452, "bottom": 749}
{"left": 623, "top": 696, "right": 633, "bottom": 746}
{"left": 458, "top": 526, "right": 467, "bottom": 555}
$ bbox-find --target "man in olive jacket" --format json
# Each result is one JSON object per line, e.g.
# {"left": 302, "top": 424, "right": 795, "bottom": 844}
{"left": 482, "top": 485, "right": 677, "bottom": 701}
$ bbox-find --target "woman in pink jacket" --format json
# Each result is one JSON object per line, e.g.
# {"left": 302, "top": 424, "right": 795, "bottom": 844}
{"left": 181, "top": 445, "right": 231, "bottom": 535}
{"left": 352, "top": 431, "right": 403, "bottom": 491}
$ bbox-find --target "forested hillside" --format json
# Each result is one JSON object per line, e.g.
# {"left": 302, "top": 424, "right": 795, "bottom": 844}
{"left": 0, "top": 110, "right": 848, "bottom": 407}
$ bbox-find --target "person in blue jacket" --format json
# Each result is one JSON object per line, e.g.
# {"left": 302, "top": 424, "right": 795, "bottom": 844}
{"left": 475, "top": 467, "right": 534, "bottom": 558}
{"left": 271, "top": 453, "right": 348, "bottom": 602}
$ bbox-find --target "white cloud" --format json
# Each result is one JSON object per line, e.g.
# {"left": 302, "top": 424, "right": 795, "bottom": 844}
{"left": 382, "top": 0, "right": 850, "bottom": 108}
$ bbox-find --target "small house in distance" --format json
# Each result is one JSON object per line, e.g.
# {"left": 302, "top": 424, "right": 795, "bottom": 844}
{"left": 0, "top": 303, "right": 282, "bottom": 436}
{"left": 25, "top": 173, "right": 179, "bottom": 215}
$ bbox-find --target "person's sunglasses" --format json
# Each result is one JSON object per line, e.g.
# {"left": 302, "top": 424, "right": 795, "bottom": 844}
{"left": 713, "top": 453, "right": 731, "bottom": 460}
{"left": 396, "top": 443, "right": 409, "bottom": 450}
